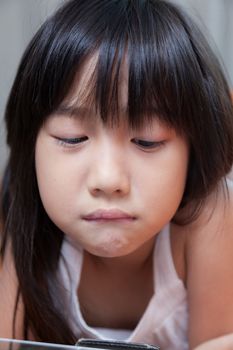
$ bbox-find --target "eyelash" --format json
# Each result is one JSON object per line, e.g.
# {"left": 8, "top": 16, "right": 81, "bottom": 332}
{"left": 55, "top": 136, "right": 88, "bottom": 147}
{"left": 131, "top": 139, "right": 165, "bottom": 149}
{"left": 55, "top": 137, "right": 165, "bottom": 150}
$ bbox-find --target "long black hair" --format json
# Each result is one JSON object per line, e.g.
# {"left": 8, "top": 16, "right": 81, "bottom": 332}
{"left": 1, "top": 0, "right": 233, "bottom": 344}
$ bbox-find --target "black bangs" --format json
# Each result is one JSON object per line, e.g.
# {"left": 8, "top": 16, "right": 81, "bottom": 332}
{"left": 9, "top": 0, "right": 224, "bottom": 137}
{"left": 57, "top": 0, "right": 202, "bottom": 131}
{"left": 121, "top": 0, "right": 215, "bottom": 132}
{"left": 13, "top": 0, "right": 207, "bottom": 132}
{"left": 38, "top": 0, "right": 216, "bottom": 133}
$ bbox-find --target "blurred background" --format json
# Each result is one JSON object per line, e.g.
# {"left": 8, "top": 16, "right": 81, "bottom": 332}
{"left": 0, "top": 0, "right": 233, "bottom": 175}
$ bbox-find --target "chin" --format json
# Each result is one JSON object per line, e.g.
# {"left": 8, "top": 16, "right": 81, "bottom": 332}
{"left": 86, "top": 239, "right": 133, "bottom": 258}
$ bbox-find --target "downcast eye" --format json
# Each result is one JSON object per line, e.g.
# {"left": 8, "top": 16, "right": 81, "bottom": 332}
{"left": 131, "top": 138, "right": 165, "bottom": 149}
{"left": 55, "top": 136, "right": 88, "bottom": 147}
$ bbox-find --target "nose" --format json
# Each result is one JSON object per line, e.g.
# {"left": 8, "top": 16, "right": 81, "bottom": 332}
{"left": 87, "top": 144, "right": 130, "bottom": 198}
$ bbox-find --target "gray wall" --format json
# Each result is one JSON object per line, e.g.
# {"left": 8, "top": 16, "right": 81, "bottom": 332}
{"left": 0, "top": 0, "right": 233, "bottom": 175}
{"left": 0, "top": 0, "right": 63, "bottom": 174}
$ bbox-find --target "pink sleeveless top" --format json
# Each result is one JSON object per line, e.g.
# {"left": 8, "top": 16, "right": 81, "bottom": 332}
{"left": 58, "top": 225, "right": 188, "bottom": 350}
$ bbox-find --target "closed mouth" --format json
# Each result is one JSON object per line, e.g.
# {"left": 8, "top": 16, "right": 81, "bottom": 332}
{"left": 82, "top": 209, "right": 136, "bottom": 221}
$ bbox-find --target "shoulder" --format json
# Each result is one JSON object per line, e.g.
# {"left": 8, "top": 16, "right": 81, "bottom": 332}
{"left": 185, "top": 178, "right": 233, "bottom": 255}
{"left": 171, "top": 179, "right": 233, "bottom": 256}
{"left": 0, "top": 242, "right": 24, "bottom": 338}
{"left": 170, "top": 180, "right": 233, "bottom": 283}
{"left": 180, "top": 179, "right": 233, "bottom": 348}
{"left": 194, "top": 333, "right": 233, "bottom": 350}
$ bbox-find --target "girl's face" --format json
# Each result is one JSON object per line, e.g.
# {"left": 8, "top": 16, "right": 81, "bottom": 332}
{"left": 35, "top": 60, "right": 189, "bottom": 258}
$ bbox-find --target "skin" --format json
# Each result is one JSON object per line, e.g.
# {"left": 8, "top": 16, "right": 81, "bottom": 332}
{"left": 34, "top": 57, "right": 233, "bottom": 348}
{"left": 35, "top": 108, "right": 189, "bottom": 331}
{"left": 1, "top": 57, "right": 233, "bottom": 349}
{"left": 35, "top": 115, "right": 188, "bottom": 258}
{"left": 194, "top": 333, "right": 233, "bottom": 350}
{"left": 35, "top": 54, "right": 189, "bottom": 261}
{"left": 185, "top": 182, "right": 233, "bottom": 348}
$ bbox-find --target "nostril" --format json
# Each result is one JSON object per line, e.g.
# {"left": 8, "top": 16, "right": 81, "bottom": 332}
{"left": 93, "top": 188, "right": 101, "bottom": 194}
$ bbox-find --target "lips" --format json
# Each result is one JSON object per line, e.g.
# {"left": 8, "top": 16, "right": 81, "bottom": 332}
{"left": 82, "top": 209, "right": 135, "bottom": 221}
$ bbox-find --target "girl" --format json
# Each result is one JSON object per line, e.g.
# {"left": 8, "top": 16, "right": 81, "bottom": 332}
{"left": 0, "top": 0, "right": 233, "bottom": 349}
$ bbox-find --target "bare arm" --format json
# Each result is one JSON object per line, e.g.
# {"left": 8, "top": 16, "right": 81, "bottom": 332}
{"left": 194, "top": 334, "right": 233, "bottom": 350}
{"left": 187, "top": 181, "right": 233, "bottom": 348}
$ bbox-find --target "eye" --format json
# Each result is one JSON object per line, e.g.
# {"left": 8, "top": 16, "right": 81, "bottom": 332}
{"left": 131, "top": 138, "right": 165, "bottom": 149}
{"left": 55, "top": 136, "right": 88, "bottom": 147}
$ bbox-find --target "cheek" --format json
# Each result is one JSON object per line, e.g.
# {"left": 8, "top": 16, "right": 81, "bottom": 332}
{"left": 139, "top": 141, "right": 189, "bottom": 216}
{"left": 35, "top": 136, "right": 76, "bottom": 220}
